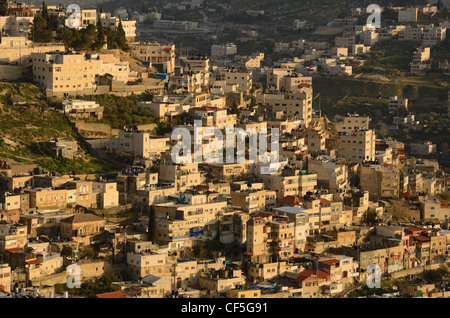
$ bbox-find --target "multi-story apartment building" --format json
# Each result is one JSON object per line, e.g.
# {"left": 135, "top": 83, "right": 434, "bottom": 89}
{"left": 65, "top": 180, "right": 97, "bottom": 208}
{"left": 260, "top": 169, "right": 317, "bottom": 200}
{"left": 99, "top": 13, "right": 136, "bottom": 41}
{"left": 272, "top": 206, "right": 309, "bottom": 252}
{"left": 388, "top": 96, "right": 409, "bottom": 113}
{"left": 211, "top": 43, "right": 237, "bottom": 59}
{"left": 246, "top": 213, "right": 295, "bottom": 260}
{"left": 359, "top": 163, "right": 400, "bottom": 199}
{"left": 0, "top": 221, "right": 28, "bottom": 254}
{"left": 399, "top": 25, "right": 424, "bottom": 41}
{"left": 338, "top": 129, "right": 376, "bottom": 163}
{"left": 109, "top": 131, "right": 169, "bottom": 159}
{"left": 188, "top": 106, "right": 237, "bottom": 130}
{"left": 32, "top": 52, "right": 129, "bottom": 96}
{"left": 91, "top": 181, "right": 119, "bottom": 209}
{"left": 231, "top": 189, "right": 277, "bottom": 213}
{"left": 130, "top": 43, "right": 176, "bottom": 74}
{"left": 398, "top": 7, "right": 418, "bottom": 22}
{"left": 308, "top": 157, "right": 348, "bottom": 193}
{"left": 159, "top": 161, "right": 204, "bottom": 192}
{"left": 26, "top": 187, "right": 68, "bottom": 210}
{"left": 334, "top": 114, "right": 370, "bottom": 133}
{"left": 154, "top": 193, "right": 228, "bottom": 244}
{"left": 179, "top": 55, "right": 210, "bottom": 74}
{"left": 256, "top": 90, "right": 313, "bottom": 126}
{"left": 423, "top": 26, "right": 446, "bottom": 47}
{"left": 224, "top": 69, "right": 253, "bottom": 94}
{"left": 127, "top": 250, "right": 170, "bottom": 279}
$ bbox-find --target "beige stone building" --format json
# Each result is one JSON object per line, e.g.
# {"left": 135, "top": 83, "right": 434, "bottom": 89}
{"left": 339, "top": 129, "right": 376, "bottom": 163}
{"left": 256, "top": 90, "right": 313, "bottom": 126}
{"left": 199, "top": 268, "right": 245, "bottom": 296}
{"left": 335, "top": 114, "right": 370, "bottom": 133}
{"left": 224, "top": 69, "right": 253, "bottom": 94}
{"left": 92, "top": 181, "right": 119, "bottom": 209}
{"left": 27, "top": 188, "right": 68, "bottom": 210}
{"left": 0, "top": 264, "right": 11, "bottom": 292}
{"left": 32, "top": 52, "right": 129, "bottom": 96}
{"left": 230, "top": 189, "right": 277, "bottom": 213}
{"left": 25, "top": 252, "right": 64, "bottom": 281}
{"left": 159, "top": 161, "right": 204, "bottom": 192}
{"left": 359, "top": 163, "right": 400, "bottom": 199}
{"left": 62, "top": 99, "right": 104, "bottom": 120}
{"left": 0, "top": 15, "right": 33, "bottom": 37}
{"left": 308, "top": 157, "right": 348, "bottom": 193}
{"left": 420, "top": 198, "right": 450, "bottom": 221}
{"left": 0, "top": 221, "right": 28, "bottom": 254}
{"left": 131, "top": 43, "right": 176, "bottom": 74}
{"left": 60, "top": 213, "right": 106, "bottom": 247}
{"left": 260, "top": 169, "right": 317, "bottom": 200}
{"left": 109, "top": 131, "right": 169, "bottom": 159}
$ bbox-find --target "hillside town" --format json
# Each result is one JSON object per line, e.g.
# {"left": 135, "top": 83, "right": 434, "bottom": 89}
{"left": 0, "top": 0, "right": 450, "bottom": 300}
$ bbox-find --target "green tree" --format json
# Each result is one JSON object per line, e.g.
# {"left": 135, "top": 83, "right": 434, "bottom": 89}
{"left": 80, "top": 247, "right": 95, "bottom": 259}
{"left": 73, "top": 24, "right": 97, "bottom": 51}
{"left": 104, "top": 27, "right": 117, "bottom": 49}
{"left": 365, "top": 208, "right": 378, "bottom": 226}
{"left": 115, "top": 20, "right": 129, "bottom": 51}
{"left": 60, "top": 244, "right": 73, "bottom": 257}
{"left": 56, "top": 26, "right": 75, "bottom": 48}
{"left": 30, "top": 15, "right": 53, "bottom": 42}
{"left": 147, "top": 205, "right": 156, "bottom": 243}
{"left": 95, "top": 19, "right": 106, "bottom": 50}
{"left": 41, "top": 1, "right": 50, "bottom": 23}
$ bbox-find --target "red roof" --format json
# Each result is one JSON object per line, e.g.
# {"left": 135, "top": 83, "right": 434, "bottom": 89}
{"left": 277, "top": 195, "right": 304, "bottom": 205}
{"left": 8, "top": 8, "right": 33, "bottom": 12}
{"left": 26, "top": 259, "right": 41, "bottom": 265}
{"left": 412, "top": 235, "right": 430, "bottom": 243}
{"left": 5, "top": 247, "right": 24, "bottom": 253}
{"left": 253, "top": 212, "right": 274, "bottom": 219}
{"left": 320, "top": 199, "right": 332, "bottom": 205}
{"left": 401, "top": 192, "right": 417, "bottom": 198}
{"left": 406, "top": 226, "right": 431, "bottom": 233}
{"left": 296, "top": 269, "right": 330, "bottom": 282}
{"left": 305, "top": 244, "right": 315, "bottom": 251}
{"left": 299, "top": 83, "right": 312, "bottom": 88}
{"left": 95, "top": 291, "right": 125, "bottom": 299}
{"left": 319, "top": 259, "right": 339, "bottom": 266}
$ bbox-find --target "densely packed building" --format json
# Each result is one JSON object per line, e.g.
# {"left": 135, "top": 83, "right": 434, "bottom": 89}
{"left": 0, "top": 0, "right": 449, "bottom": 300}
